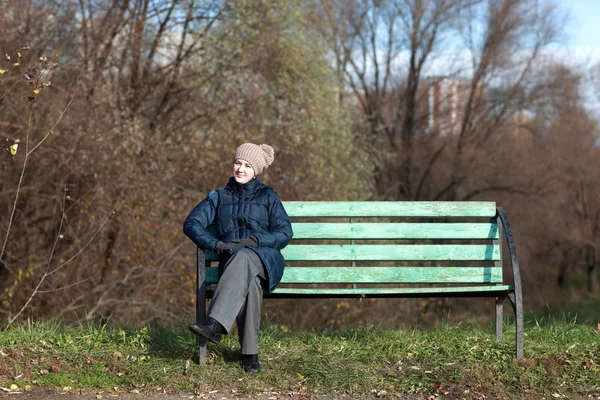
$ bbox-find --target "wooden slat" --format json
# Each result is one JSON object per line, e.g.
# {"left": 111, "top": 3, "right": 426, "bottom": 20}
{"left": 283, "top": 201, "right": 496, "bottom": 218}
{"left": 281, "top": 244, "right": 500, "bottom": 261}
{"left": 205, "top": 244, "right": 500, "bottom": 261}
{"left": 281, "top": 266, "right": 502, "bottom": 283}
{"left": 205, "top": 266, "right": 503, "bottom": 284}
{"left": 204, "top": 285, "right": 514, "bottom": 295}
{"left": 291, "top": 222, "right": 499, "bottom": 239}
{"left": 269, "top": 286, "right": 513, "bottom": 295}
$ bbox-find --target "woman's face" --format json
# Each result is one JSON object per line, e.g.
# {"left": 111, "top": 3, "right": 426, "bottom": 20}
{"left": 232, "top": 158, "right": 255, "bottom": 184}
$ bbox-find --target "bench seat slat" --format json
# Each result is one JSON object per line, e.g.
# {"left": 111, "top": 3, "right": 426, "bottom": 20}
{"left": 205, "top": 266, "right": 503, "bottom": 284}
{"left": 292, "top": 223, "right": 499, "bottom": 239}
{"left": 283, "top": 201, "right": 496, "bottom": 217}
{"left": 206, "top": 244, "right": 500, "bottom": 261}
{"left": 204, "top": 285, "right": 514, "bottom": 296}
{"left": 269, "top": 286, "right": 514, "bottom": 295}
{"left": 282, "top": 244, "right": 499, "bottom": 261}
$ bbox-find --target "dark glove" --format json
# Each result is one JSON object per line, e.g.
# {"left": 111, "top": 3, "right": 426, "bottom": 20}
{"left": 231, "top": 235, "right": 259, "bottom": 249}
{"left": 214, "top": 241, "right": 237, "bottom": 256}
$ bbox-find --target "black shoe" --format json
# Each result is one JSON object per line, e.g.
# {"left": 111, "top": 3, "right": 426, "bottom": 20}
{"left": 242, "top": 354, "right": 261, "bottom": 373}
{"left": 188, "top": 317, "right": 223, "bottom": 344}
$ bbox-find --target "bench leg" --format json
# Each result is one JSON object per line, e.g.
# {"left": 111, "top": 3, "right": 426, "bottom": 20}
{"left": 495, "top": 295, "right": 505, "bottom": 342}
{"left": 508, "top": 292, "right": 524, "bottom": 359}
{"left": 196, "top": 301, "right": 207, "bottom": 365}
{"left": 196, "top": 248, "right": 207, "bottom": 365}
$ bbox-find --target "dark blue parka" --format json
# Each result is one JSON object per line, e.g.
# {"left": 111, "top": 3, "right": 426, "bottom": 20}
{"left": 183, "top": 177, "right": 293, "bottom": 293}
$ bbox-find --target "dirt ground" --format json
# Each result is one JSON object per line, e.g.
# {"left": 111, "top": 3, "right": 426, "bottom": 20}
{"left": 1, "top": 387, "right": 597, "bottom": 400}
{"left": 0, "top": 387, "right": 361, "bottom": 400}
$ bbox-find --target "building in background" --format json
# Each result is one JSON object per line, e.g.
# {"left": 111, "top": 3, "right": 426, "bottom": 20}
{"left": 417, "top": 77, "right": 478, "bottom": 136}
{"left": 340, "top": 76, "right": 489, "bottom": 138}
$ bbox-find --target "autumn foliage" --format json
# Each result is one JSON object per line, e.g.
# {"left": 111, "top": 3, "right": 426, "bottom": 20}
{"left": 0, "top": 0, "right": 598, "bottom": 329}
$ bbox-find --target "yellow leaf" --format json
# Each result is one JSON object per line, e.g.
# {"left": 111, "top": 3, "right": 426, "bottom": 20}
{"left": 52, "top": 62, "right": 58, "bottom": 67}
{"left": 10, "top": 143, "right": 18, "bottom": 155}
{"left": 12, "top": 62, "right": 20, "bottom": 66}
{"left": 0, "top": 69, "right": 6, "bottom": 74}
{"left": 17, "top": 52, "right": 21, "bottom": 57}
{"left": 33, "top": 89, "right": 40, "bottom": 95}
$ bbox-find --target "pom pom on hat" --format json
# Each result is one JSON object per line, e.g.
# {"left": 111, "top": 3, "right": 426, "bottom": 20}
{"left": 233, "top": 143, "right": 275, "bottom": 175}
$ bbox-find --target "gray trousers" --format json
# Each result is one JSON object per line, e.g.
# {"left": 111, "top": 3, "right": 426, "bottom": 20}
{"left": 208, "top": 248, "right": 266, "bottom": 354}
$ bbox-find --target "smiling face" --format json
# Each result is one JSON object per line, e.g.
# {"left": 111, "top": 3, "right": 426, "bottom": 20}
{"left": 232, "top": 158, "right": 256, "bottom": 184}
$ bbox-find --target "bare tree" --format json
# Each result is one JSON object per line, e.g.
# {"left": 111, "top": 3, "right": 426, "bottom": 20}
{"left": 316, "top": 0, "right": 561, "bottom": 201}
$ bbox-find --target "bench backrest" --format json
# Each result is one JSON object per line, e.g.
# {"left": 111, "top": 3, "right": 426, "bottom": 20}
{"left": 203, "top": 201, "right": 504, "bottom": 289}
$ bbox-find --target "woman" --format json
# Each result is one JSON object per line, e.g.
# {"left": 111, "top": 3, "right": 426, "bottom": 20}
{"left": 183, "top": 143, "right": 293, "bottom": 373}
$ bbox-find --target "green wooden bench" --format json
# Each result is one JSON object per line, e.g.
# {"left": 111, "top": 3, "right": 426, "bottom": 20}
{"left": 194, "top": 201, "right": 523, "bottom": 363}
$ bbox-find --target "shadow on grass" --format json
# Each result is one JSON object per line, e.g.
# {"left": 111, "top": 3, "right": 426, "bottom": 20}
{"left": 146, "top": 321, "right": 196, "bottom": 361}
{"left": 146, "top": 321, "right": 245, "bottom": 365}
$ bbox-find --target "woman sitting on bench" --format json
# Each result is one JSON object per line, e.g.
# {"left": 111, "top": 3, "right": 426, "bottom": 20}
{"left": 183, "top": 143, "right": 293, "bottom": 373}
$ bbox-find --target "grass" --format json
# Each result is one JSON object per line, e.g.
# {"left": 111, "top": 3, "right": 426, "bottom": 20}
{"left": 0, "top": 318, "right": 599, "bottom": 399}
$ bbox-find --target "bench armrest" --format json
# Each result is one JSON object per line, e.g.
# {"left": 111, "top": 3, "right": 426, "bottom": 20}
{"left": 496, "top": 207, "right": 522, "bottom": 290}
{"left": 496, "top": 207, "right": 524, "bottom": 359}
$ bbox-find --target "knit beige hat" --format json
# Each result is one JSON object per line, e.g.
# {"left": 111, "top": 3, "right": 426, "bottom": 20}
{"left": 233, "top": 143, "right": 275, "bottom": 175}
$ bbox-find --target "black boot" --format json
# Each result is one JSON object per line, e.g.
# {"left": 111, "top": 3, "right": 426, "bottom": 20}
{"left": 241, "top": 354, "right": 260, "bottom": 374}
{"left": 188, "top": 317, "right": 223, "bottom": 344}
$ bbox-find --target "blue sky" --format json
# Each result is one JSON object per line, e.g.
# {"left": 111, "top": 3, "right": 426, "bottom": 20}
{"left": 557, "top": 1, "right": 600, "bottom": 115}
{"left": 561, "top": 0, "right": 600, "bottom": 50}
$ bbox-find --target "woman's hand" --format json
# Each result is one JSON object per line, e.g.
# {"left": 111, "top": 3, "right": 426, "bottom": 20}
{"left": 214, "top": 241, "right": 237, "bottom": 255}
{"left": 214, "top": 235, "right": 258, "bottom": 256}
{"left": 231, "top": 235, "right": 259, "bottom": 248}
